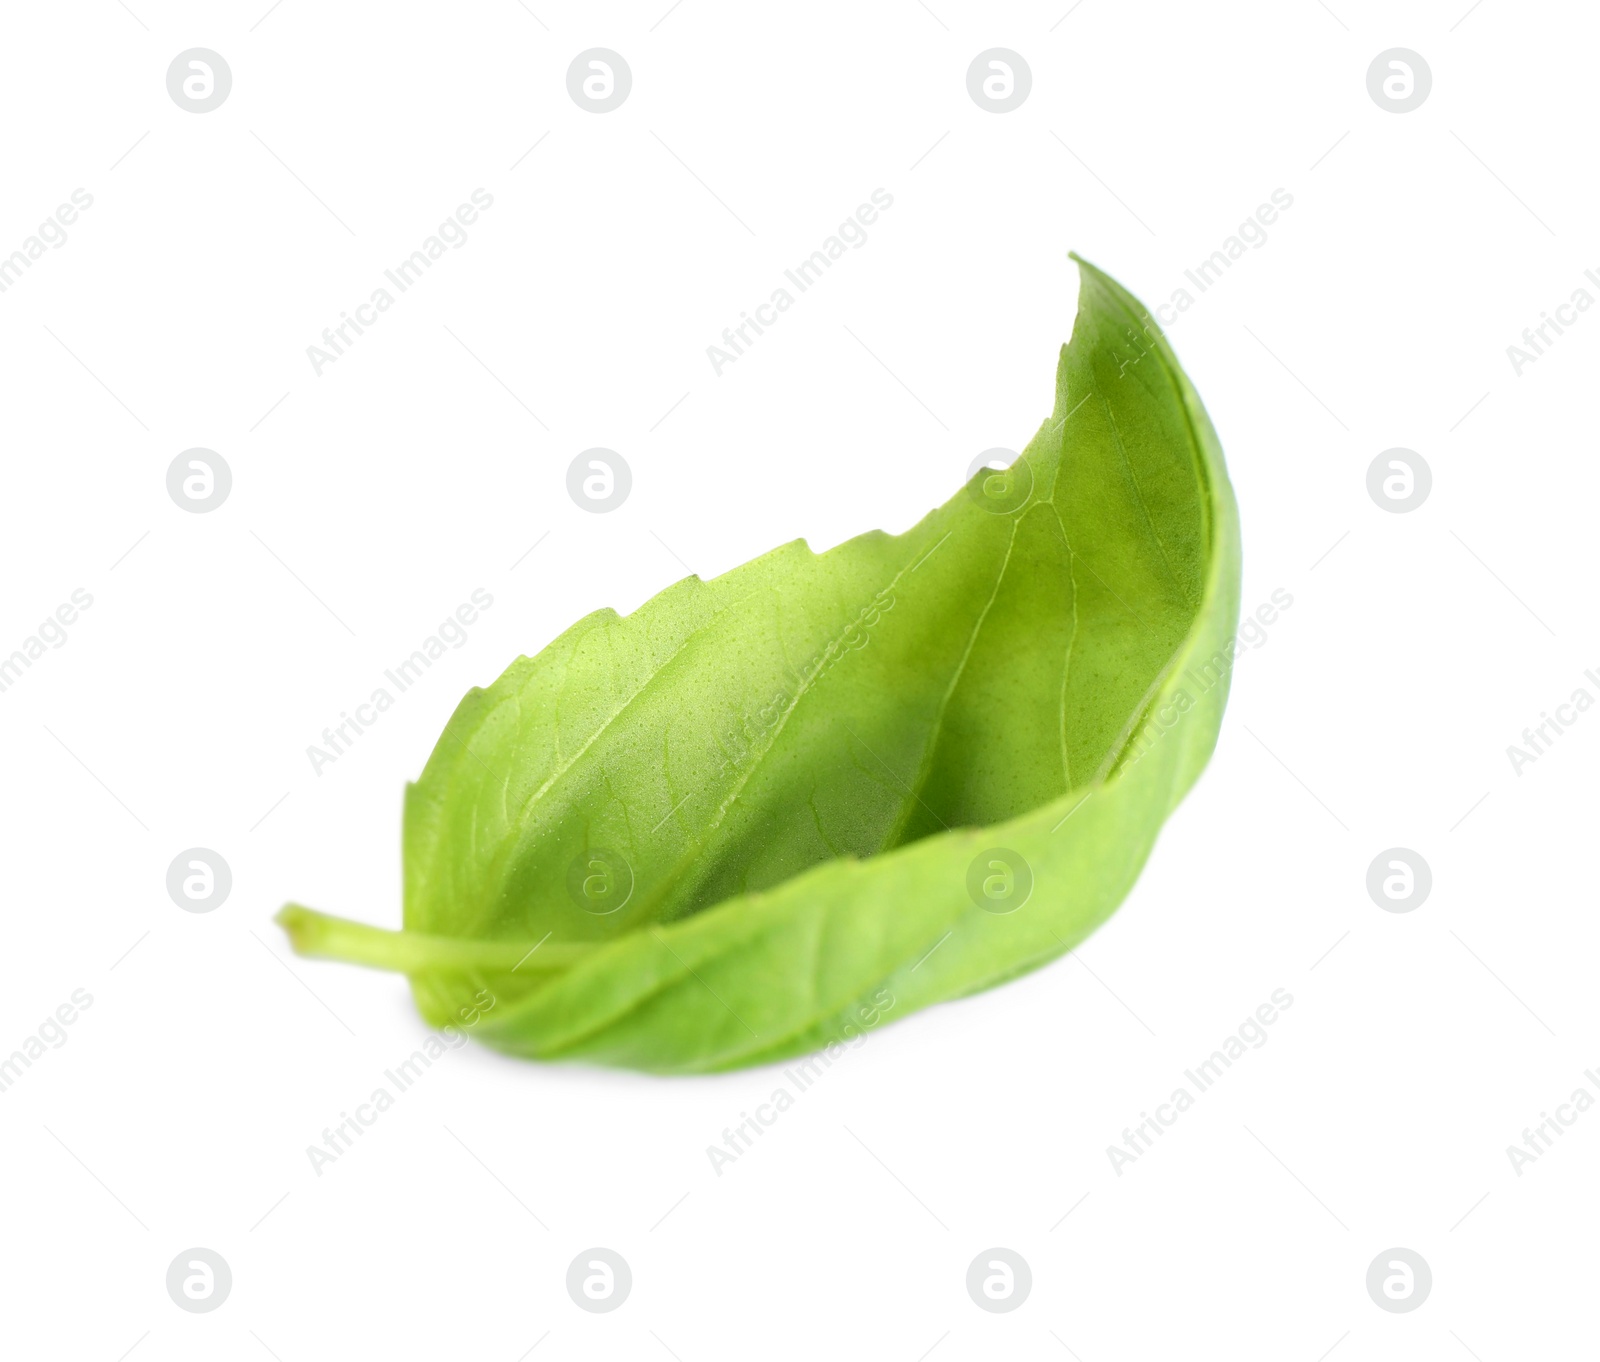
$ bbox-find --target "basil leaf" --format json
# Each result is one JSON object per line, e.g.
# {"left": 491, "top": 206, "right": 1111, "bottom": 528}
{"left": 279, "top": 258, "right": 1241, "bottom": 1073}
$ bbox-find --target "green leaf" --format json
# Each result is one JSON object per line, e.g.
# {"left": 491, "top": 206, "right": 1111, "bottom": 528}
{"left": 278, "top": 257, "right": 1241, "bottom": 1073}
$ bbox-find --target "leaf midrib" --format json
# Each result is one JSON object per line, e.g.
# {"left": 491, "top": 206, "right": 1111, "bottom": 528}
{"left": 874, "top": 513, "right": 1024, "bottom": 850}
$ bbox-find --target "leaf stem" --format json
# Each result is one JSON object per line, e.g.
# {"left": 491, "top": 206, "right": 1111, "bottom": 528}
{"left": 275, "top": 904, "right": 586, "bottom": 976}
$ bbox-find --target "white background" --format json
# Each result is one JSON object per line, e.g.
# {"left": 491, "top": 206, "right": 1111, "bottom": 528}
{"left": 1, "top": 1, "right": 1594, "bottom": 1358}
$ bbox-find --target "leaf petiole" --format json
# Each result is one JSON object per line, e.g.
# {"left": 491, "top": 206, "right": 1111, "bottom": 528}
{"left": 275, "top": 904, "right": 587, "bottom": 976}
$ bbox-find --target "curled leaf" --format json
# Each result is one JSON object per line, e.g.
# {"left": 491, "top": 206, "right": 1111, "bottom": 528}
{"left": 279, "top": 258, "right": 1241, "bottom": 1073}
